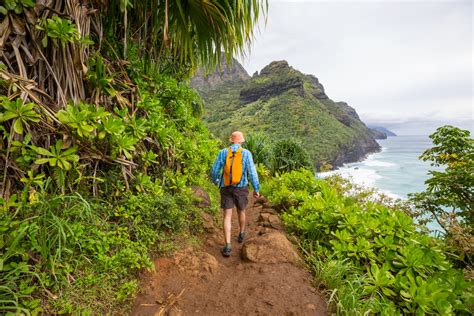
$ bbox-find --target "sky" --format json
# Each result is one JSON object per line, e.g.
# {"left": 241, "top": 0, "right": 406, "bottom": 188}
{"left": 238, "top": 0, "right": 473, "bottom": 135}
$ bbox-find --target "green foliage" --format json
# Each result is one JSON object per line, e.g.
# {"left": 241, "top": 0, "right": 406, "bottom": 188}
{"left": 243, "top": 132, "right": 271, "bottom": 166}
{"left": 2, "top": 74, "right": 218, "bottom": 197}
{"left": 409, "top": 126, "right": 473, "bottom": 267}
{"left": 111, "top": 134, "right": 138, "bottom": 159}
{"left": 410, "top": 125, "right": 473, "bottom": 229}
{"left": 270, "top": 139, "right": 312, "bottom": 175}
{"left": 104, "top": 0, "right": 267, "bottom": 71}
{"left": 0, "top": 97, "right": 40, "bottom": 135}
{"left": 56, "top": 103, "right": 108, "bottom": 138}
{"left": 36, "top": 16, "right": 80, "bottom": 47}
{"left": 0, "top": 0, "right": 35, "bottom": 15}
{"left": 100, "top": 116, "right": 125, "bottom": 137}
{"left": 87, "top": 54, "right": 117, "bottom": 97}
{"left": 262, "top": 169, "right": 473, "bottom": 315}
{"left": 1, "top": 74, "right": 219, "bottom": 313}
{"left": 31, "top": 141, "right": 79, "bottom": 171}
{"left": 0, "top": 185, "right": 205, "bottom": 314}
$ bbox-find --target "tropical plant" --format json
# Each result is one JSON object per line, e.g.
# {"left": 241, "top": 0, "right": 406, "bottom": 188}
{"left": 31, "top": 140, "right": 80, "bottom": 171}
{"left": 36, "top": 16, "right": 80, "bottom": 47}
{"left": 56, "top": 103, "right": 108, "bottom": 138}
{"left": 0, "top": 0, "right": 266, "bottom": 313}
{"left": 243, "top": 132, "right": 271, "bottom": 166}
{"left": 112, "top": 134, "right": 138, "bottom": 160}
{"left": 109, "top": 0, "right": 268, "bottom": 69}
{"left": 409, "top": 125, "right": 473, "bottom": 266}
{"left": 262, "top": 169, "right": 473, "bottom": 314}
{"left": 410, "top": 125, "right": 473, "bottom": 230}
{"left": 270, "top": 139, "right": 312, "bottom": 174}
{"left": 0, "top": 97, "right": 40, "bottom": 135}
{"left": 87, "top": 54, "right": 117, "bottom": 101}
{"left": 0, "top": 0, "right": 35, "bottom": 15}
{"left": 1, "top": 0, "right": 267, "bottom": 108}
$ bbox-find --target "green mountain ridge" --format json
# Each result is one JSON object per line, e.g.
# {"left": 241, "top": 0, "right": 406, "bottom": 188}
{"left": 191, "top": 60, "right": 380, "bottom": 168}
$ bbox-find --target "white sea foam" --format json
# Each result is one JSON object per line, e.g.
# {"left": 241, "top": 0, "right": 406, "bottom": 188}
{"left": 364, "top": 160, "right": 397, "bottom": 168}
{"left": 319, "top": 169, "right": 403, "bottom": 200}
{"left": 321, "top": 167, "right": 381, "bottom": 187}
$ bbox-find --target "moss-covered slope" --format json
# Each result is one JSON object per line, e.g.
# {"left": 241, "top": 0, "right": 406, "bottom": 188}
{"left": 192, "top": 60, "right": 380, "bottom": 168}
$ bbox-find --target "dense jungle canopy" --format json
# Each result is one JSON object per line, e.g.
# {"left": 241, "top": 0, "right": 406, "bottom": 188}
{"left": 0, "top": 0, "right": 267, "bottom": 197}
{"left": 0, "top": 1, "right": 268, "bottom": 313}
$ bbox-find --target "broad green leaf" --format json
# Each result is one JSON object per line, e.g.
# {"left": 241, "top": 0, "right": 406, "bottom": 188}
{"left": 62, "top": 147, "right": 77, "bottom": 156}
{"left": 61, "top": 160, "right": 72, "bottom": 170}
{"left": 2, "top": 111, "right": 18, "bottom": 121}
{"left": 13, "top": 119, "right": 24, "bottom": 134}
{"left": 55, "top": 140, "right": 63, "bottom": 152}
{"left": 34, "top": 158, "right": 50, "bottom": 165}
{"left": 82, "top": 124, "right": 95, "bottom": 133}
{"left": 49, "top": 158, "right": 57, "bottom": 166}
{"left": 31, "top": 146, "right": 53, "bottom": 156}
{"left": 5, "top": 0, "right": 16, "bottom": 11}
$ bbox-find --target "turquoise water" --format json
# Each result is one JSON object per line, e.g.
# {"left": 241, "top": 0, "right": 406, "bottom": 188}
{"left": 320, "top": 135, "right": 436, "bottom": 199}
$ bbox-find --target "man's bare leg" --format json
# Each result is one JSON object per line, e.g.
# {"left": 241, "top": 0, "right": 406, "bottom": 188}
{"left": 223, "top": 208, "right": 233, "bottom": 244}
{"left": 237, "top": 209, "right": 246, "bottom": 233}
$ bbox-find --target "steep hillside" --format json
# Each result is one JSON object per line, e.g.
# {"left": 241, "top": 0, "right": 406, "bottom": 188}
{"left": 190, "top": 60, "right": 250, "bottom": 92}
{"left": 192, "top": 60, "right": 380, "bottom": 168}
{"left": 369, "top": 128, "right": 388, "bottom": 139}
{"left": 369, "top": 126, "right": 397, "bottom": 137}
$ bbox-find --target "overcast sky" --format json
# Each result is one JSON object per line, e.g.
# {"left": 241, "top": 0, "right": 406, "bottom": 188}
{"left": 238, "top": 0, "right": 473, "bottom": 135}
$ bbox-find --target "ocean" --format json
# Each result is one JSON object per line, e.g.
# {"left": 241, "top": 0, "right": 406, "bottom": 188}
{"left": 318, "top": 135, "right": 442, "bottom": 231}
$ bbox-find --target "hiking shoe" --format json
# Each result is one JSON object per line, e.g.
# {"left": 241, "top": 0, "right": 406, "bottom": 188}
{"left": 221, "top": 244, "right": 232, "bottom": 257}
{"left": 238, "top": 232, "right": 246, "bottom": 243}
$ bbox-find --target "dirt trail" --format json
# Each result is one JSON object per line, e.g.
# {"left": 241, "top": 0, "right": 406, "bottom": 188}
{"left": 132, "top": 195, "right": 327, "bottom": 316}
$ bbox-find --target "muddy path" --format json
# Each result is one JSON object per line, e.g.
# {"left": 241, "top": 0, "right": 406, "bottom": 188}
{"left": 132, "top": 195, "right": 327, "bottom": 316}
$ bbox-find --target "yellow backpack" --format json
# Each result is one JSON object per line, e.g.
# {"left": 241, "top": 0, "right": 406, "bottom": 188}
{"left": 223, "top": 147, "right": 243, "bottom": 186}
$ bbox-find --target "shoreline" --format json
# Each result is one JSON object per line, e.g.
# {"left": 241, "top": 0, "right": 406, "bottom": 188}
{"left": 318, "top": 142, "right": 402, "bottom": 199}
{"left": 319, "top": 135, "right": 435, "bottom": 201}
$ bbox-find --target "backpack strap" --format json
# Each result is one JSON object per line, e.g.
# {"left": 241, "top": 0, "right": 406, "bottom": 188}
{"left": 228, "top": 147, "right": 243, "bottom": 154}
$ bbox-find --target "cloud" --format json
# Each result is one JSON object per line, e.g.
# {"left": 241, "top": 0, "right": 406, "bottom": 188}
{"left": 239, "top": 0, "right": 473, "bottom": 127}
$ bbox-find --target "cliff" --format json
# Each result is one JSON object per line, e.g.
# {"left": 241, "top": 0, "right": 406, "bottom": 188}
{"left": 369, "top": 128, "right": 388, "bottom": 139}
{"left": 369, "top": 126, "right": 397, "bottom": 137}
{"left": 190, "top": 59, "right": 250, "bottom": 93}
{"left": 191, "top": 60, "right": 380, "bottom": 168}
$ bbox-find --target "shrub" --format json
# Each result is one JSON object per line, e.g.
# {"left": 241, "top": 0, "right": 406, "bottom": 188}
{"left": 270, "top": 139, "right": 312, "bottom": 175}
{"left": 0, "top": 188, "right": 204, "bottom": 314}
{"left": 243, "top": 132, "right": 271, "bottom": 167}
{"left": 0, "top": 71, "right": 220, "bottom": 313}
{"left": 262, "top": 170, "right": 473, "bottom": 315}
{"left": 409, "top": 125, "right": 473, "bottom": 267}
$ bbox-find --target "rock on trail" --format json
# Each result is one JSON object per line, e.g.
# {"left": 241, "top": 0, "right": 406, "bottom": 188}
{"left": 132, "top": 195, "right": 326, "bottom": 315}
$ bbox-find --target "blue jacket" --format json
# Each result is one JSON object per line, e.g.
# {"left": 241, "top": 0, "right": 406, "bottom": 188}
{"left": 211, "top": 144, "right": 260, "bottom": 192}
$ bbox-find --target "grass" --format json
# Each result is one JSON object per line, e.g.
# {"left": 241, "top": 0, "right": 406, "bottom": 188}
{"left": 0, "top": 186, "right": 214, "bottom": 314}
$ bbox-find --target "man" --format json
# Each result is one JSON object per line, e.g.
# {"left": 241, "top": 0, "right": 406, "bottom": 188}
{"left": 211, "top": 131, "right": 260, "bottom": 257}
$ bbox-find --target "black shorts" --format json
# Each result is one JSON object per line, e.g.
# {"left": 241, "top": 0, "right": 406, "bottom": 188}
{"left": 220, "top": 186, "right": 249, "bottom": 210}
